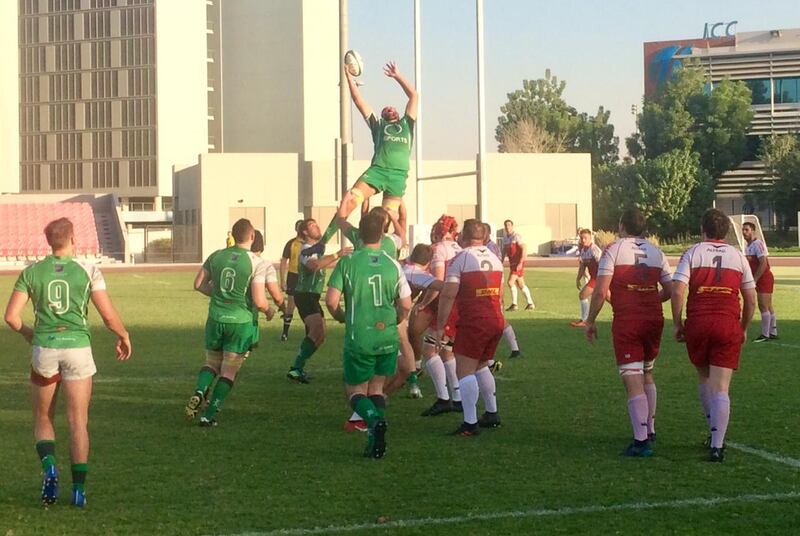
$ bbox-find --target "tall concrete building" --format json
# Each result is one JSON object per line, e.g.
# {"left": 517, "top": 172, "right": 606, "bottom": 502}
{"left": 645, "top": 28, "right": 800, "bottom": 221}
{"left": 3, "top": 0, "right": 209, "bottom": 210}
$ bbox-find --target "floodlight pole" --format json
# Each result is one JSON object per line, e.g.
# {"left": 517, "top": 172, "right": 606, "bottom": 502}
{"left": 413, "top": 0, "right": 423, "bottom": 228}
{"left": 339, "top": 0, "right": 351, "bottom": 200}
{"left": 476, "top": 0, "right": 488, "bottom": 222}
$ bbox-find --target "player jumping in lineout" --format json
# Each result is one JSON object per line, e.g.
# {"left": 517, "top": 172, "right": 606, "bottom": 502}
{"left": 306, "top": 60, "right": 417, "bottom": 257}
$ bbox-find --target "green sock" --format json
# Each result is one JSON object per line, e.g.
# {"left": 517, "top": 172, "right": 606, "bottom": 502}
{"left": 292, "top": 337, "right": 317, "bottom": 371}
{"left": 71, "top": 463, "right": 87, "bottom": 492}
{"left": 369, "top": 394, "right": 386, "bottom": 419}
{"left": 194, "top": 367, "right": 217, "bottom": 396}
{"left": 203, "top": 377, "right": 234, "bottom": 419}
{"left": 320, "top": 216, "right": 339, "bottom": 244}
{"left": 35, "top": 440, "right": 56, "bottom": 471}
{"left": 351, "top": 395, "right": 380, "bottom": 428}
{"left": 408, "top": 371, "right": 418, "bottom": 385}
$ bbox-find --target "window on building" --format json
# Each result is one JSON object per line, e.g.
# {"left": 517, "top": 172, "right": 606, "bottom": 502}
{"left": 774, "top": 77, "right": 800, "bottom": 104}
{"left": 744, "top": 79, "right": 770, "bottom": 105}
{"left": 129, "top": 197, "right": 155, "bottom": 211}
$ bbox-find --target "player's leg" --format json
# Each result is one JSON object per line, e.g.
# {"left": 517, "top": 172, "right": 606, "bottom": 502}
{"left": 755, "top": 292, "right": 771, "bottom": 341}
{"left": 506, "top": 273, "right": 519, "bottom": 310}
{"left": 420, "top": 332, "right": 452, "bottom": 416}
{"left": 476, "top": 330, "right": 503, "bottom": 428}
{"left": 517, "top": 275, "right": 535, "bottom": 310}
{"left": 288, "top": 295, "right": 325, "bottom": 383}
{"left": 706, "top": 365, "right": 734, "bottom": 461}
{"left": 503, "top": 320, "right": 521, "bottom": 359}
{"left": 200, "top": 351, "right": 245, "bottom": 425}
{"left": 441, "top": 344, "right": 462, "bottom": 406}
{"left": 643, "top": 368, "right": 657, "bottom": 440}
{"left": 696, "top": 365, "right": 712, "bottom": 435}
{"left": 619, "top": 365, "right": 652, "bottom": 456}
{"left": 572, "top": 284, "right": 593, "bottom": 327}
{"left": 186, "top": 348, "right": 222, "bottom": 420}
{"left": 31, "top": 365, "right": 60, "bottom": 506}
{"left": 281, "top": 277, "right": 297, "bottom": 341}
{"left": 319, "top": 180, "right": 378, "bottom": 244}
{"left": 62, "top": 376, "right": 92, "bottom": 507}
{"left": 453, "top": 353, "right": 481, "bottom": 436}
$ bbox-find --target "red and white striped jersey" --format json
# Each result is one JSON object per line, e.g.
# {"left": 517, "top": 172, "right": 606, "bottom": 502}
{"left": 744, "top": 238, "right": 771, "bottom": 275}
{"left": 580, "top": 243, "right": 603, "bottom": 279}
{"left": 673, "top": 241, "right": 755, "bottom": 319}
{"left": 431, "top": 240, "right": 462, "bottom": 275}
{"left": 502, "top": 232, "right": 525, "bottom": 265}
{"left": 598, "top": 237, "right": 671, "bottom": 320}
{"left": 445, "top": 246, "right": 505, "bottom": 324}
{"left": 402, "top": 263, "right": 436, "bottom": 296}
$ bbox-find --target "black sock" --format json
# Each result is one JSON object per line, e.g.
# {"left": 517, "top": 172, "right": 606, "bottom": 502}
{"left": 282, "top": 313, "right": 293, "bottom": 336}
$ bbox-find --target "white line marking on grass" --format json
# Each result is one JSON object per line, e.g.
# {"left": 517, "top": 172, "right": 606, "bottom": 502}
{"left": 770, "top": 342, "right": 800, "bottom": 350}
{"left": 215, "top": 491, "right": 800, "bottom": 536}
{"left": 728, "top": 442, "right": 800, "bottom": 469}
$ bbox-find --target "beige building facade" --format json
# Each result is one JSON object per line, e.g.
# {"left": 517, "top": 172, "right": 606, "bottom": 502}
{"left": 173, "top": 152, "right": 592, "bottom": 262}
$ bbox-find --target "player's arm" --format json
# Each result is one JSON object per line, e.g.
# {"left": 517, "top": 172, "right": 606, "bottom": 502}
{"left": 279, "top": 257, "right": 288, "bottom": 292}
{"left": 250, "top": 279, "right": 275, "bottom": 320}
{"left": 345, "top": 65, "right": 372, "bottom": 121}
{"left": 659, "top": 279, "right": 673, "bottom": 303}
{"left": 396, "top": 295, "right": 412, "bottom": 324}
{"left": 325, "top": 287, "right": 346, "bottom": 323}
{"left": 384, "top": 61, "right": 417, "bottom": 120}
{"left": 304, "top": 246, "right": 352, "bottom": 272}
{"left": 266, "top": 281, "right": 286, "bottom": 313}
{"left": 753, "top": 256, "right": 768, "bottom": 282}
{"left": 90, "top": 290, "right": 132, "bottom": 360}
{"left": 670, "top": 281, "right": 688, "bottom": 342}
{"left": 576, "top": 262, "right": 586, "bottom": 289}
{"left": 740, "top": 287, "right": 756, "bottom": 336}
{"left": 334, "top": 204, "right": 355, "bottom": 237}
{"left": 193, "top": 267, "right": 213, "bottom": 297}
{"left": 584, "top": 274, "right": 611, "bottom": 342}
{"left": 4, "top": 290, "right": 33, "bottom": 344}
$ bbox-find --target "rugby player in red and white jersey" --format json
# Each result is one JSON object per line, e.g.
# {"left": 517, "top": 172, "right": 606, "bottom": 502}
{"left": 502, "top": 220, "right": 534, "bottom": 311}
{"left": 585, "top": 209, "right": 672, "bottom": 457}
{"left": 672, "top": 209, "right": 756, "bottom": 462}
{"left": 571, "top": 228, "right": 603, "bottom": 328}
{"left": 415, "top": 215, "right": 464, "bottom": 416}
{"left": 742, "top": 222, "right": 777, "bottom": 342}
{"left": 483, "top": 222, "right": 521, "bottom": 362}
{"left": 436, "top": 219, "right": 505, "bottom": 435}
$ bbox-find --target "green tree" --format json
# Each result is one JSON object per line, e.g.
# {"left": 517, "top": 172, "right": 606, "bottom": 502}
{"left": 627, "top": 66, "right": 753, "bottom": 179}
{"left": 496, "top": 70, "right": 619, "bottom": 167}
{"left": 575, "top": 106, "right": 619, "bottom": 167}
{"left": 593, "top": 149, "right": 712, "bottom": 235}
{"left": 496, "top": 69, "right": 580, "bottom": 153}
{"left": 751, "top": 134, "right": 800, "bottom": 229}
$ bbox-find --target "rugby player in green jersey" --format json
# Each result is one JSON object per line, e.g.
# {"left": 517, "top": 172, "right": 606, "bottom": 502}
{"left": 287, "top": 219, "right": 352, "bottom": 383}
{"left": 185, "top": 219, "right": 285, "bottom": 426}
{"left": 326, "top": 211, "right": 412, "bottom": 458}
{"left": 309, "top": 61, "right": 417, "bottom": 256}
{"left": 5, "top": 218, "right": 132, "bottom": 507}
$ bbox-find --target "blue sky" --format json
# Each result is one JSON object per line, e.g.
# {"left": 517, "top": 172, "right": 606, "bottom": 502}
{"left": 348, "top": 0, "right": 799, "bottom": 160}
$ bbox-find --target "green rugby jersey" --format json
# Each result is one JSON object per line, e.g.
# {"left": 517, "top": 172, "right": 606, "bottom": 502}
{"left": 14, "top": 256, "right": 106, "bottom": 348}
{"left": 343, "top": 227, "right": 401, "bottom": 259}
{"left": 203, "top": 247, "right": 275, "bottom": 324}
{"left": 295, "top": 242, "right": 326, "bottom": 295}
{"left": 368, "top": 114, "right": 414, "bottom": 171}
{"left": 327, "top": 248, "right": 411, "bottom": 355}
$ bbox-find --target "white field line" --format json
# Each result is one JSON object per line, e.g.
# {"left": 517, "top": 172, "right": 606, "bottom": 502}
{"left": 215, "top": 491, "right": 800, "bottom": 536}
{"left": 770, "top": 342, "right": 800, "bottom": 350}
{"left": 728, "top": 441, "right": 800, "bottom": 469}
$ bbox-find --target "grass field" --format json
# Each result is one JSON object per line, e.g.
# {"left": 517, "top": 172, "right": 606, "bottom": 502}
{"left": 1, "top": 266, "right": 798, "bottom": 535}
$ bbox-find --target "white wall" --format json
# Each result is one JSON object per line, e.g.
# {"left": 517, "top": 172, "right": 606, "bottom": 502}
{"left": 0, "top": 1, "right": 19, "bottom": 194}
{"left": 155, "top": 0, "right": 210, "bottom": 198}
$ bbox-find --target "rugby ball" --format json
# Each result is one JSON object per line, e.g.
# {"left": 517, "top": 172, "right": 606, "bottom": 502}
{"left": 344, "top": 49, "right": 364, "bottom": 77}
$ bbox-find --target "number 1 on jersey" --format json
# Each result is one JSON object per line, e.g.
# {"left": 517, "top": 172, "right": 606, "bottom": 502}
{"left": 368, "top": 274, "right": 383, "bottom": 306}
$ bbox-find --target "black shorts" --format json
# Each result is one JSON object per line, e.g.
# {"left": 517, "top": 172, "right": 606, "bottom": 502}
{"left": 286, "top": 272, "right": 299, "bottom": 296}
{"left": 295, "top": 292, "right": 323, "bottom": 320}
